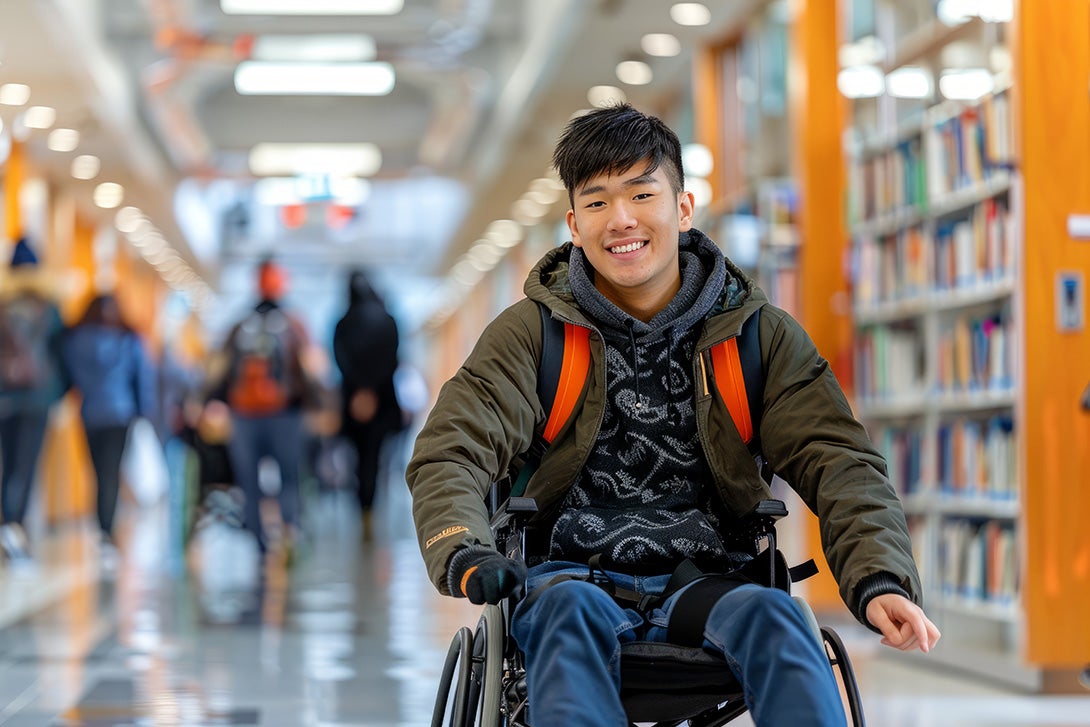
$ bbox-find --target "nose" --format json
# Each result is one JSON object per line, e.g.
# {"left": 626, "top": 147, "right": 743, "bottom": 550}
{"left": 607, "top": 200, "right": 637, "bottom": 231}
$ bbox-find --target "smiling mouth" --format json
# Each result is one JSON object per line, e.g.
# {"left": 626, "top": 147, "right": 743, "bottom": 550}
{"left": 609, "top": 240, "right": 647, "bottom": 254}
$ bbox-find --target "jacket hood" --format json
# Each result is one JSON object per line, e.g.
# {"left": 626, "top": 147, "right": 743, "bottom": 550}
{"left": 525, "top": 228, "right": 766, "bottom": 332}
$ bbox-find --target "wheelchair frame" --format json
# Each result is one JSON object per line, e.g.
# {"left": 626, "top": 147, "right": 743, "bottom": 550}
{"left": 430, "top": 496, "right": 867, "bottom": 727}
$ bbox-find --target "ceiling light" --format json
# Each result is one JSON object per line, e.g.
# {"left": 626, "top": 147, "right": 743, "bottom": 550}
{"left": 484, "top": 219, "right": 523, "bottom": 248}
{"left": 886, "top": 67, "right": 933, "bottom": 99}
{"left": 0, "top": 83, "right": 30, "bottom": 106}
{"left": 587, "top": 85, "right": 627, "bottom": 107}
{"left": 616, "top": 60, "right": 653, "bottom": 86}
{"left": 248, "top": 143, "right": 382, "bottom": 176}
{"left": 670, "top": 3, "right": 711, "bottom": 26}
{"left": 47, "top": 128, "right": 80, "bottom": 152}
{"left": 939, "top": 68, "right": 994, "bottom": 100}
{"left": 23, "top": 106, "right": 56, "bottom": 129}
{"left": 251, "top": 34, "right": 376, "bottom": 62}
{"left": 93, "top": 182, "right": 124, "bottom": 209}
{"left": 115, "top": 207, "right": 146, "bottom": 234}
{"left": 71, "top": 154, "right": 101, "bottom": 180}
{"left": 682, "top": 143, "right": 714, "bottom": 178}
{"left": 838, "top": 35, "right": 886, "bottom": 68}
{"left": 837, "top": 65, "right": 885, "bottom": 98}
{"left": 221, "top": 0, "right": 403, "bottom": 15}
{"left": 235, "top": 61, "right": 394, "bottom": 95}
{"left": 641, "top": 33, "right": 681, "bottom": 57}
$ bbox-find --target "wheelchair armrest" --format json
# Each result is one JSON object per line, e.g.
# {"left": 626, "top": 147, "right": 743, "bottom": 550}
{"left": 490, "top": 497, "right": 538, "bottom": 564}
{"left": 749, "top": 499, "right": 788, "bottom": 521}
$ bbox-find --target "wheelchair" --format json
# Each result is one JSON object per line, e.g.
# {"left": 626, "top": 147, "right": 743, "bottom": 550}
{"left": 431, "top": 494, "right": 866, "bottom": 727}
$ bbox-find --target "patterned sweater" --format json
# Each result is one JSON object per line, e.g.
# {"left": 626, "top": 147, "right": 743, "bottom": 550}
{"left": 548, "top": 238, "right": 750, "bottom": 575}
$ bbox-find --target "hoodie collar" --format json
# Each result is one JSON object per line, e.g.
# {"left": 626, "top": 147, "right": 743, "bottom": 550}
{"left": 567, "top": 229, "right": 729, "bottom": 340}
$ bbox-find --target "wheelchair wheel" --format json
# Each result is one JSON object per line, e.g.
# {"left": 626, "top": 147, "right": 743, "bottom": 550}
{"left": 465, "top": 605, "right": 504, "bottom": 727}
{"left": 432, "top": 626, "right": 473, "bottom": 727}
{"left": 821, "top": 626, "right": 866, "bottom": 727}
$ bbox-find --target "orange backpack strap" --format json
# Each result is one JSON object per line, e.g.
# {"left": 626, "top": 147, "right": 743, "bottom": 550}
{"left": 709, "top": 308, "right": 764, "bottom": 450}
{"left": 541, "top": 322, "right": 591, "bottom": 443}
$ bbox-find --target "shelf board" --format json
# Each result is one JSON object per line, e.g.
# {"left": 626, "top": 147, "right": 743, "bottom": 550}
{"left": 933, "top": 388, "right": 1016, "bottom": 412}
{"left": 885, "top": 16, "right": 985, "bottom": 71}
{"left": 930, "top": 172, "right": 1013, "bottom": 219}
{"left": 903, "top": 492, "right": 1019, "bottom": 519}
{"left": 937, "top": 597, "right": 1020, "bottom": 623}
{"left": 854, "top": 278, "right": 1013, "bottom": 324}
{"left": 897, "top": 639, "right": 1041, "bottom": 692}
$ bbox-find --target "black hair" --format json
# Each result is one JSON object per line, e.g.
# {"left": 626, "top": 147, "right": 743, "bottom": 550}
{"left": 552, "top": 103, "right": 685, "bottom": 206}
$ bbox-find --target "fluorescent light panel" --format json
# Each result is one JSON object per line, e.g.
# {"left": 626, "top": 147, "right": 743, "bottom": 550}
{"left": 235, "top": 61, "right": 394, "bottom": 95}
{"left": 249, "top": 143, "right": 382, "bottom": 177}
{"left": 222, "top": 0, "right": 403, "bottom": 15}
{"left": 251, "top": 34, "right": 376, "bottom": 62}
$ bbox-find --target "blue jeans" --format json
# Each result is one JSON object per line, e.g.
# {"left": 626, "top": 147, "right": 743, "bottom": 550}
{"left": 228, "top": 411, "right": 304, "bottom": 550}
{"left": 510, "top": 561, "right": 847, "bottom": 727}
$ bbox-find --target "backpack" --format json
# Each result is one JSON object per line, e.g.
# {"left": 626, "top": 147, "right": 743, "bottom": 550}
{"left": 510, "top": 304, "right": 766, "bottom": 496}
{"left": 226, "top": 308, "right": 301, "bottom": 416}
{"left": 0, "top": 296, "right": 51, "bottom": 391}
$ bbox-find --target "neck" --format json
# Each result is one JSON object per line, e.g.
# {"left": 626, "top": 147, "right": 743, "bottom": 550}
{"left": 598, "top": 278, "right": 680, "bottom": 324}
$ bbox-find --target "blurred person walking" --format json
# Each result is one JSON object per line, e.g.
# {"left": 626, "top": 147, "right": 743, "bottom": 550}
{"left": 208, "top": 259, "right": 317, "bottom": 556}
{"left": 332, "top": 270, "right": 401, "bottom": 542}
{"left": 0, "top": 238, "right": 70, "bottom": 571}
{"left": 63, "top": 292, "right": 158, "bottom": 566}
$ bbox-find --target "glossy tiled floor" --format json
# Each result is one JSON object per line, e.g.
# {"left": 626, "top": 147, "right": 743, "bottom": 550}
{"left": 1, "top": 474, "right": 1089, "bottom": 726}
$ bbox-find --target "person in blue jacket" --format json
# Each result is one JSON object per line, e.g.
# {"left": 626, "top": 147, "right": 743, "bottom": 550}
{"left": 63, "top": 293, "right": 157, "bottom": 563}
{"left": 0, "top": 238, "right": 70, "bottom": 571}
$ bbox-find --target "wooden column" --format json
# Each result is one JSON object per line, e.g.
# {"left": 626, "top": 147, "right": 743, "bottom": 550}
{"left": 4, "top": 140, "right": 25, "bottom": 247}
{"left": 1014, "top": 0, "right": 1090, "bottom": 668}
{"left": 790, "top": 0, "right": 851, "bottom": 609}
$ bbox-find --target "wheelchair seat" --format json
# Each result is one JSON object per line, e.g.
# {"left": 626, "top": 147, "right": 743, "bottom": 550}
{"left": 619, "top": 641, "right": 747, "bottom": 723}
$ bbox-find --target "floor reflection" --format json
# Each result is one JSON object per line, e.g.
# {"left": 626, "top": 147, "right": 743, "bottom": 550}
{"left": 1, "top": 468, "right": 1088, "bottom": 726}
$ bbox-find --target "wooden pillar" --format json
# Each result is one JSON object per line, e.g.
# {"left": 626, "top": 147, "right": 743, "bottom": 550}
{"left": 1014, "top": 0, "right": 1090, "bottom": 667}
{"left": 790, "top": 0, "right": 851, "bottom": 609}
{"left": 4, "top": 140, "right": 25, "bottom": 246}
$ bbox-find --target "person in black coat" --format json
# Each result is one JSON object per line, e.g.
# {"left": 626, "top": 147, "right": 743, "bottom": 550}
{"left": 332, "top": 271, "right": 401, "bottom": 541}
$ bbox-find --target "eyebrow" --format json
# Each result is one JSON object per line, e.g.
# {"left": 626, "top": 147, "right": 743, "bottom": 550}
{"left": 576, "top": 171, "right": 660, "bottom": 198}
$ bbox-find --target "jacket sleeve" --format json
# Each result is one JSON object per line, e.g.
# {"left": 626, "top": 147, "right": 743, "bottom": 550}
{"left": 756, "top": 305, "right": 923, "bottom": 619}
{"left": 406, "top": 301, "right": 543, "bottom": 595}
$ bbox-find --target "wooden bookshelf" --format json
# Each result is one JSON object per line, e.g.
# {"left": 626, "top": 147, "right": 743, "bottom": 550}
{"left": 840, "top": 0, "right": 1090, "bottom": 691}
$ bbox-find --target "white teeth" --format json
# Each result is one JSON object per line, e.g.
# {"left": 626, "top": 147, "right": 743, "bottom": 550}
{"left": 610, "top": 240, "right": 646, "bottom": 254}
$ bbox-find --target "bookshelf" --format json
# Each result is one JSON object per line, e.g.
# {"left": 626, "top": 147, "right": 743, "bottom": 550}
{"left": 843, "top": 0, "right": 1090, "bottom": 691}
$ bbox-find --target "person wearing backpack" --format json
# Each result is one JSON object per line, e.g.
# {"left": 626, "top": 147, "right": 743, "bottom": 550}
{"left": 207, "top": 258, "right": 316, "bottom": 557}
{"left": 406, "top": 104, "right": 941, "bottom": 726}
{"left": 63, "top": 292, "right": 157, "bottom": 569}
{"left": 0, "top": 238, "right": 71, "bottom": 571}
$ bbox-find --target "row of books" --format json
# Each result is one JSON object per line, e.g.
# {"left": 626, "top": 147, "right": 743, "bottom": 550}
{"left": 925, "top": 93, "right": 1014, "bottom": 200}
{"left": 851, "top": 197, "right": 1012, "bottom": 307}
{"left": 847, "top": 90, "right": 1013, "bottom": 223}
{"left": 877, "top": 415, "right": 1016, "bottom": 500}
{"left": 939, "top": 517, "right": 1019, "bottom": 606}
{"left": 854, "top": 324, "right": 925, "bottom": 402}
{"left": 936, "top": 312, "right": 1013, "bottom": 394}
{"left": 936, "top": 417, "right": 1017, "bottom": 498}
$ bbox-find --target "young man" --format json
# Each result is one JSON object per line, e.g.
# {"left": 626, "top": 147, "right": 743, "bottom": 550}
{"left": 407, "top": 104, "right": 939, "bottom": 726}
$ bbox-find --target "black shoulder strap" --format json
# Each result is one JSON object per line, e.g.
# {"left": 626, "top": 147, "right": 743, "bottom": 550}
{"left": 536, "top": 303, "right": 566, "bottom": 417}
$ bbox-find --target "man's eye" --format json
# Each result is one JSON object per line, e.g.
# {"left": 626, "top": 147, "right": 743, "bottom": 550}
{"left": 633, "top": 193, "right": 653, "bottom": 200}
{"left": 585, "top": 200, "right": 605, "bottom": 208}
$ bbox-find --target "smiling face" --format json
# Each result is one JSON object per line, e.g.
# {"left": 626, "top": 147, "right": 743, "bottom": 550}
{"left": 566, "top": 159, "right": 695, "bottom": 321}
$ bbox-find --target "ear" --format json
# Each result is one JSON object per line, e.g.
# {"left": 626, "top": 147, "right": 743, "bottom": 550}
{"left": 678, "top": 190, "right": 695, "bottom": 232}
{"left": 566, "top": 209, "right": 583, "bottom": 248}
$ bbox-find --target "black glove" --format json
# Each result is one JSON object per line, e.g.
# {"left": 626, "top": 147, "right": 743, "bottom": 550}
{"left": 447, "top": 544, "right": 527, "bottom": 605}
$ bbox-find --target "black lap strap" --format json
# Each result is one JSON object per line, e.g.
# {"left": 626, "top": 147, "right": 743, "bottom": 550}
{"left": 665, "top": 574, "right": 752, "bottom": 647}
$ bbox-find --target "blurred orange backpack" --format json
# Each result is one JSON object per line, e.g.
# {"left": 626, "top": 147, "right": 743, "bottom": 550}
{"left": 225, "top": 307, "right": 303, "bottom": 416}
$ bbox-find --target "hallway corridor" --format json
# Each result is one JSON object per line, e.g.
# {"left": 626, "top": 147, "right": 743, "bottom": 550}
{"left": 1, "top": 478, "right": 1089, "bottom": 726}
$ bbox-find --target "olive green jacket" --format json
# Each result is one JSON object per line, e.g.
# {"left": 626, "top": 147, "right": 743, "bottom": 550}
{"left": 406, "top": 241, "right": 922, "bottom": 616}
